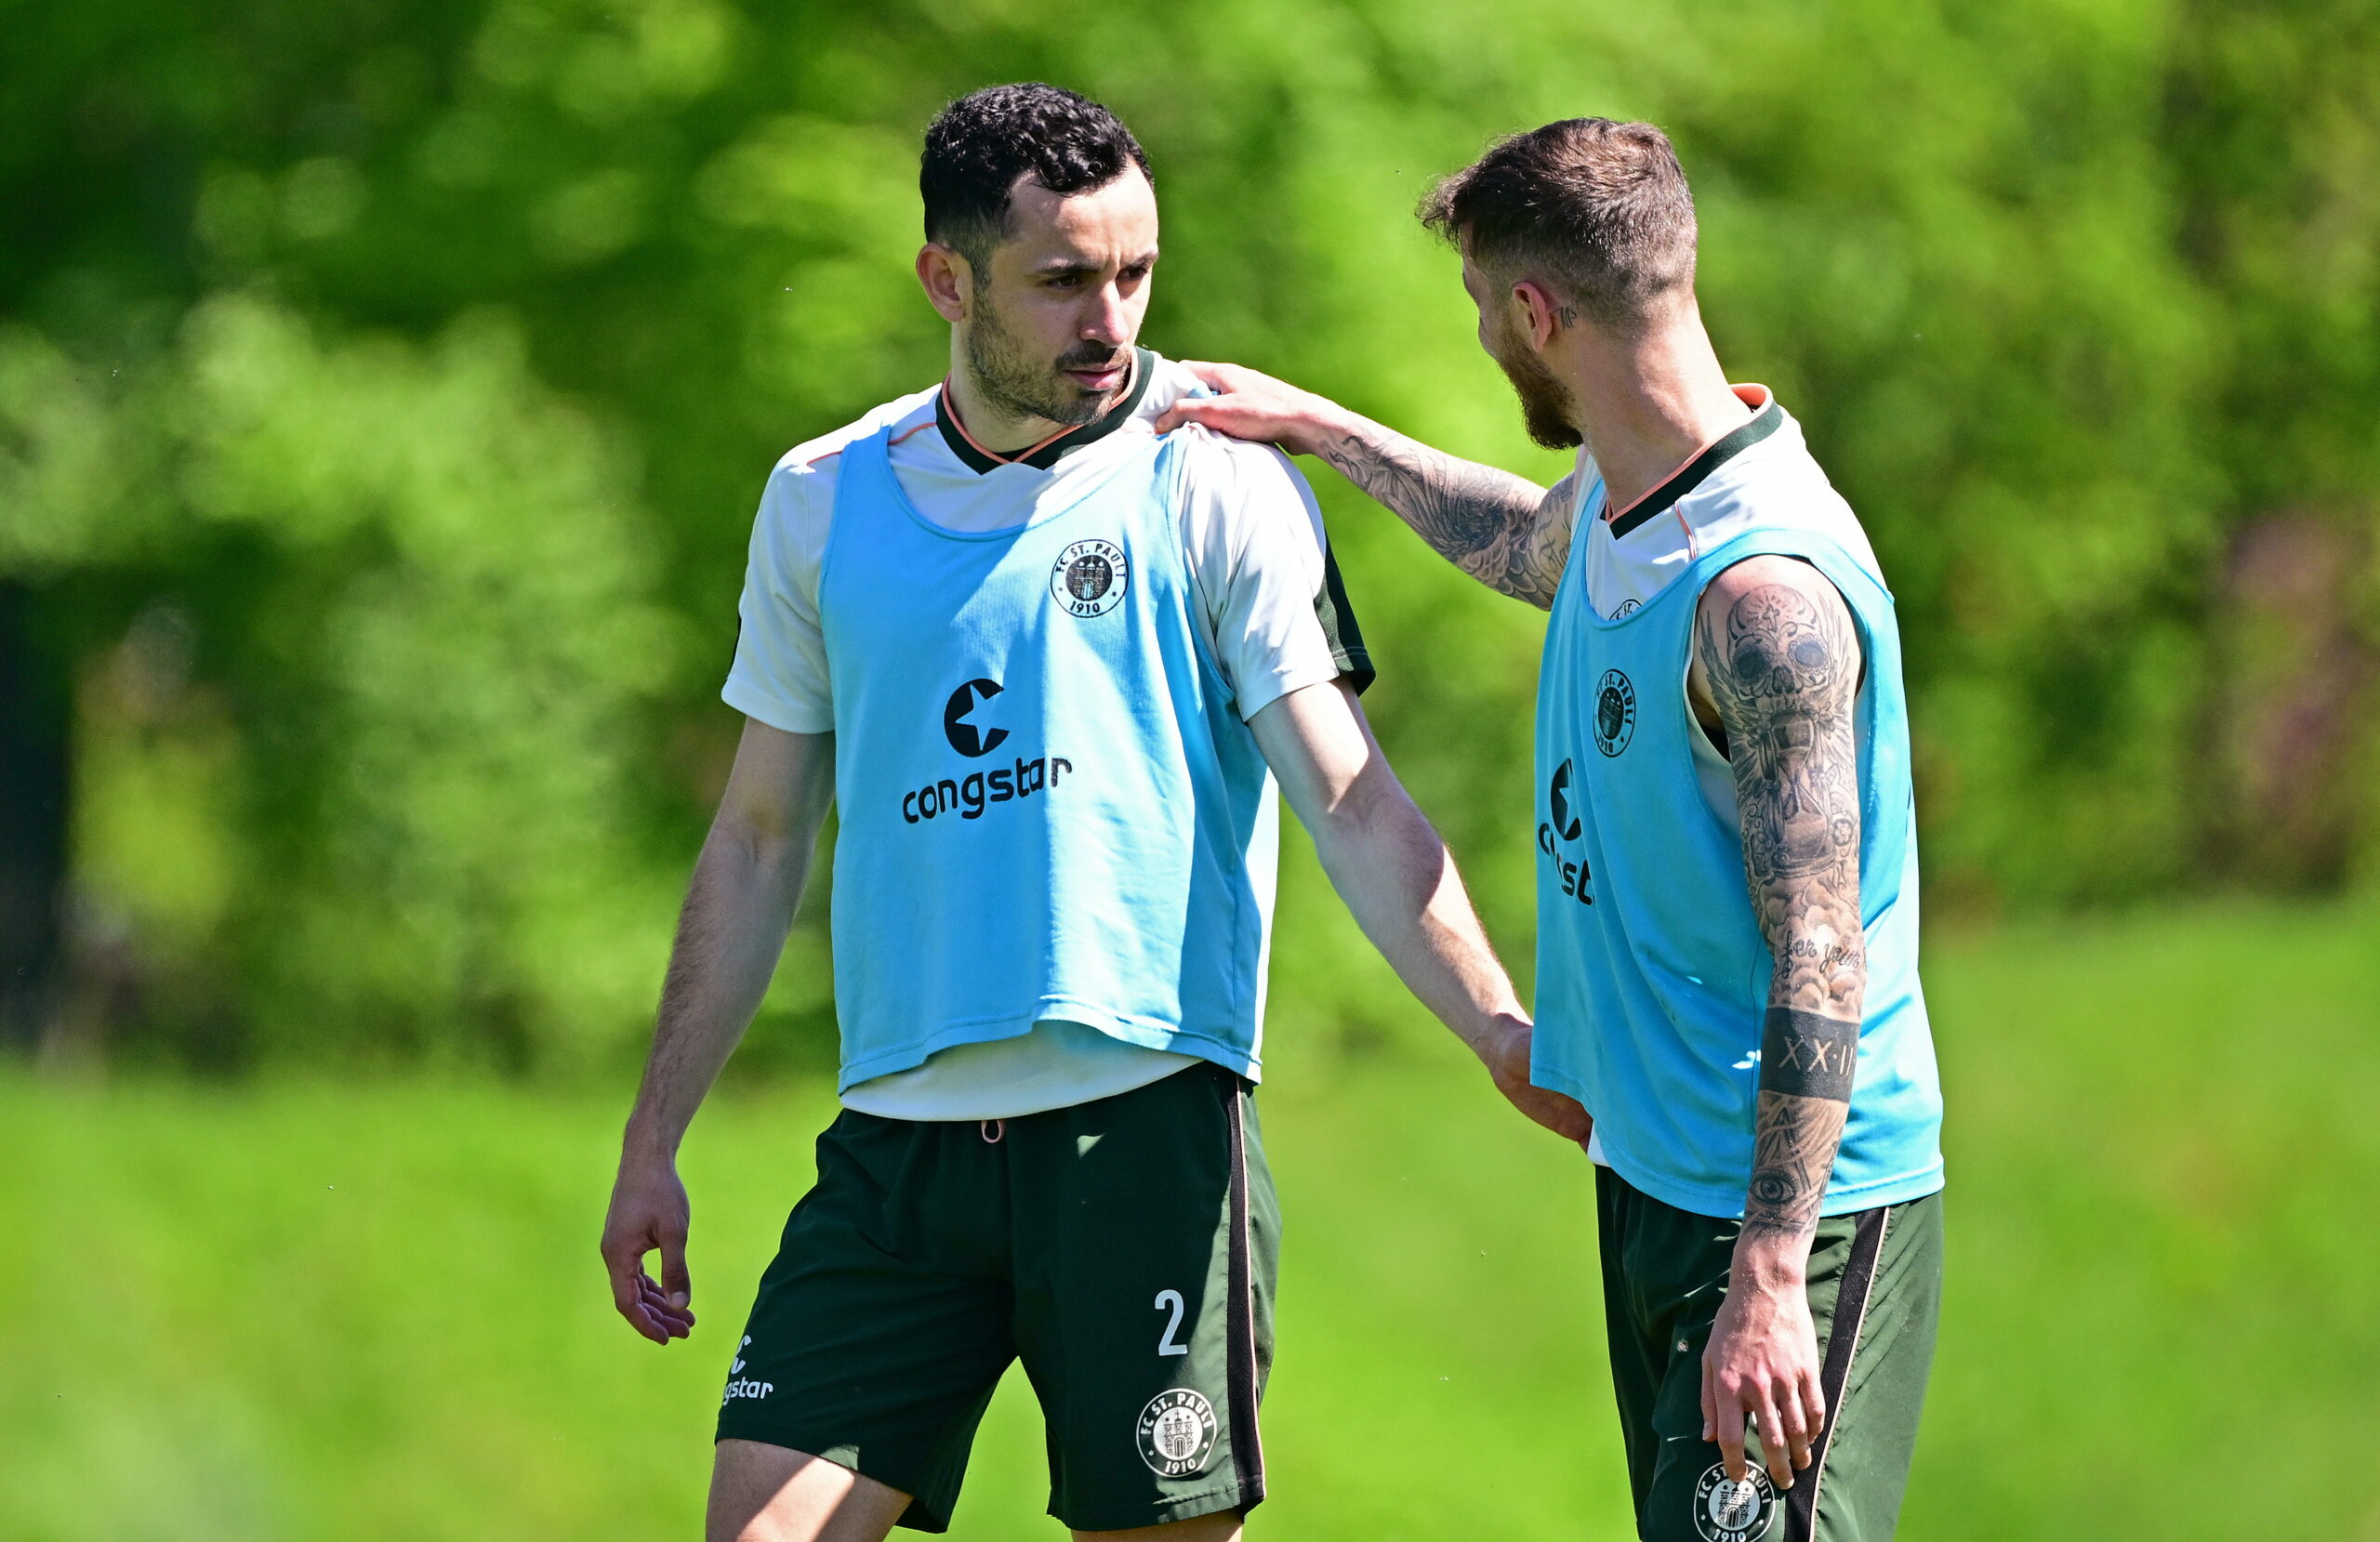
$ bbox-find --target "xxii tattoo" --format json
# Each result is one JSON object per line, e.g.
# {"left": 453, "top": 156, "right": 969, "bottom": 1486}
{"left": 1760, "top": 1007, "right": 1858, "bottom": 1101}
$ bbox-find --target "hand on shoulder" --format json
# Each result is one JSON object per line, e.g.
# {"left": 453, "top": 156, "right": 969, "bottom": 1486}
{"left": 1152, "top": 360, "right": 1351, "bottom": 459}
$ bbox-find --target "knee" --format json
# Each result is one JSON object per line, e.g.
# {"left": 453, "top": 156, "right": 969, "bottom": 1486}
{"left": 706, "top": 1442, "right": 907, "bottom": 1542}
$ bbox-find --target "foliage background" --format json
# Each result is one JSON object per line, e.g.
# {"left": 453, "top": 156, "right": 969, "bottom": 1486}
{"left": 7, "top": 4, "right": 2380, "bottom": 1540}
{"left": 7, "top": 0, "right": 2376, "bottom": 1073}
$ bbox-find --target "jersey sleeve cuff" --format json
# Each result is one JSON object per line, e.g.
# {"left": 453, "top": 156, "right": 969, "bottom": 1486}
{"left": 1232, "top": 662, "right": 1351, "bottom": 724}
{"left": 721, "top": 677, "right": 832, "bottom": 735}
{"left": 1329, "top": 637, "right": 1377, "bottom": 697}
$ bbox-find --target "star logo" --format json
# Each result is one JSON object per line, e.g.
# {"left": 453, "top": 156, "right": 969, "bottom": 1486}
{"left": 942, "top": 678, "right": 1009, "bottom": 758}
{"left": 1549, "top": 758, "right": 1584, "bottom": 841}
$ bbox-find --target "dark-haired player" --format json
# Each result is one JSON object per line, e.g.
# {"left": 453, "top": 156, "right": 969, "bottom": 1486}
{"left": 1164, "top": 119, "right": 1945, "bottom": 1542}
{"left": 598, "top": 84, "right": 1588, "bottom": 1542}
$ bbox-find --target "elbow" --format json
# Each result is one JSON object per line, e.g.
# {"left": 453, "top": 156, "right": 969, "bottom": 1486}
{"left": 1313, "top": 769, "right": 1395, "bottom": 844}
{"left": 1310, "top": 771, "right": 1440, "bottom": 871}
{"left": 709, "top": 805, "right": 802, "bottom": 878}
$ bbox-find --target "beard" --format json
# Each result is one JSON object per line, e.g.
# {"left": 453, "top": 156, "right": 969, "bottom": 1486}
{"left": 962, "top": 292, "right": 1131, "bottom": 428}
{"left": 1488, "top": 323, "right": 1583, "bottom": 451}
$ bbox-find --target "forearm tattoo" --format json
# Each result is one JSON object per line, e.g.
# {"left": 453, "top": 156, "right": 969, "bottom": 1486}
{"left": 1760, "top": 1007, "right": 1858, "bottom": 1101}
{"left": 1317, "top": 429, "right": 1574, "bottom": 609}
{"left": 1699, "top": 577, "right": 1867, "bottom": 1244}
{"left": 1747, "top": 1090, "right": 1850, "bottom": 1245}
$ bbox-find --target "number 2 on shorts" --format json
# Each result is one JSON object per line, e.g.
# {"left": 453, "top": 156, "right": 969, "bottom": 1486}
{"left": 1153, "top": 1288, "right": 1188, "bottom": 1356}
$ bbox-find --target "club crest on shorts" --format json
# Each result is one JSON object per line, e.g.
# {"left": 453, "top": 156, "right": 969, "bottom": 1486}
{"left": 1594, "top": 668, "right": 1636, "bottom": 757}
{"left": 1692, "top": 1462, "right": 1778, "bottom": 1542}
{"left": 1135, "top": 1388, "right": 1219, "bottom": 1477}
{"left": 1052, "top": 539, "right": 1129, "bottom": 618}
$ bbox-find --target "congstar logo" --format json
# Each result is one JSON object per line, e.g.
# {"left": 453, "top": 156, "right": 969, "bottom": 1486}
{"left": 1537, "top": 757, "right": 1593, "bottom": 906}
{"left": 903, "top": 676, "right": 1076, "bottom": 826}
{"left": 721, "top": 1335, "right": 773, "bottom": 1407}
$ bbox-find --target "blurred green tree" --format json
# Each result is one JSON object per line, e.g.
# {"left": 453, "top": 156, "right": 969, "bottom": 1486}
{"left": 1, "top": 0, "right": 2373, "bottom": 1070}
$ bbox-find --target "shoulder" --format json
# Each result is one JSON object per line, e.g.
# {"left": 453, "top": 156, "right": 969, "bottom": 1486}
{"left": 774, "top": 386, "right": 938, "bottom": 481}
{"left": 745, "top": 388, "right": 935, "bottom": 586}
{"left": 1699, "top": 551, "right": 1844, "bottom": 613}
{"left": 1694, "top": 554, "right": 1859, "bottom": 707}
{"left": 1137, "top": 354, "right": 1313, "bottom": 478}
{"left": 755, "top": 386, "right": 938, "bottom": 532}
{"left": 1167, "top": 422, "right": 1326, "bottom": 587}
{"left": 1165, "top": 419, "right": 1317, "bottom": 507}
{"left": 1688, "top": 409, "right": 1883, "bottom": 575}
{"left": 1132, "top": 351, "right": 1209, "bottom": 424}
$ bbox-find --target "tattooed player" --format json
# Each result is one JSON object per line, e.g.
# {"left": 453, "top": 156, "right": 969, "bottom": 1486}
{"left": 1159, "top": 119, "right": 1945, "bottom": 1542}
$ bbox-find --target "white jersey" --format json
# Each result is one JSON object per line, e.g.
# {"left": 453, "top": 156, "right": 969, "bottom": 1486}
{"left": 725, "top": 350, "right": 1371, "bottom": 1120}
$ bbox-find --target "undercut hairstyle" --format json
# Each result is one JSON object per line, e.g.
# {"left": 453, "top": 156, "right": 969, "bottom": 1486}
{"left": 1420, "top": 117, "right": 1698, "bottom": 336}
{"left": 920, "top": 83, "right": 1153, "bottom": 275}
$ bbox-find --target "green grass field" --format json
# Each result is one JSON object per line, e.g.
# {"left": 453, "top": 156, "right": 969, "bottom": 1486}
{"left": 7, "top": 903, "right": 2380, "bottom": 1540}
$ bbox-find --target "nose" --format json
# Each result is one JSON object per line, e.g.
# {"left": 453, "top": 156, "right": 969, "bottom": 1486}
{"left": 1081, "top": 283, "right": 1130, "bottom": 348}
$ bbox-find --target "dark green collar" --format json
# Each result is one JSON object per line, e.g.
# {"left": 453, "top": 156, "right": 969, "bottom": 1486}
{"left": 935, "top": 348, "right": 1156, "bottom": 474}
{"left": 1607, "top": 397, "right": 1784, "bottom": 539}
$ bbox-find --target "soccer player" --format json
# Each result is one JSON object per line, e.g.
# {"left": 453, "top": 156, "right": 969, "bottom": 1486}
{"left": 597, "top": 85, "right": 1589, "bottom": 1542}
{"left": 1160, "top": 119, "right": 1946, "bottom": 1542}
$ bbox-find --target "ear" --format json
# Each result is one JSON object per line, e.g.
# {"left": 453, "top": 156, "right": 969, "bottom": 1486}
{"left": 1511, "top": 279, "right": 1567, "bottom": 349}
{"left": 916, "top": 244, "right": 972, "bottom": 324}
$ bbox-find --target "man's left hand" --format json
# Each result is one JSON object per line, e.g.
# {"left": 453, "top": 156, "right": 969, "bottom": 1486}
{"left": 1701, "top": 1240, "right": 1827, "bottom": 1489}
{"left": 1479, "top": 1016, "right": 1593, "bottom": 1150}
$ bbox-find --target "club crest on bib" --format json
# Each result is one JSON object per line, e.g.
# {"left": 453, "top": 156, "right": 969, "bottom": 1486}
{"left": 1135, "top": 1388, "right": 1219, "bottom": 1477}
{"left": 1594, "top": 668, "right": 1636, "bottom": 757}
{"left": 1692, "top": 1462, "right": 1777, "bottom": 1542}
{"left": 1052, "top": 538, "right": 1129, "bottom": 618}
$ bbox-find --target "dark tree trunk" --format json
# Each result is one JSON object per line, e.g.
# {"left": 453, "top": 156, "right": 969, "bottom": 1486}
{"left": 0, "top": 582, "right": 70, "bottom": 1053}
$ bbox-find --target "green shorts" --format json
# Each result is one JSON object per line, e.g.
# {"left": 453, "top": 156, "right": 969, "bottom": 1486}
{"left": 718, "top": 1061, "right": 1276, "bottom": 1534}
{"left": 1597, "top": 1166, "right": 1943, "bottom": 1542}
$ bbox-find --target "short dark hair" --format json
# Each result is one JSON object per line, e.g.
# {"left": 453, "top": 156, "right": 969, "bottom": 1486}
{"left": 920, "top": 84, "right": 1153, "bottom": 273}
{"left": 1420, "top": 118, "right": 1697, "bottom": 335}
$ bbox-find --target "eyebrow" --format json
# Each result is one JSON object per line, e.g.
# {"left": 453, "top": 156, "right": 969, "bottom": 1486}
{"left": 1029, "top": 249, "right": 1160, "bottom": 277}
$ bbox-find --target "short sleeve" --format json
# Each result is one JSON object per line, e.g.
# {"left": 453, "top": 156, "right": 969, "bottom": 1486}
{"left": 1177, "top": 428, "right": 1375, "bottom": 722}
{"left": 721, "top": 461, "right": 835, "bottom": 734}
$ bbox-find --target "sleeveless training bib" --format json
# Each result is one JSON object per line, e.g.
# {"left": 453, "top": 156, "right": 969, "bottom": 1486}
{"left": 818, "top": 424, "right": 1276, "bottom": 1090}
{"left": 1533, "top": 507, "right": 1944, "bottom": 1219}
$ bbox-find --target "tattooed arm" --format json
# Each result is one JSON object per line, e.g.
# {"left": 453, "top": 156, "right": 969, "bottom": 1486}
{"left": 1320, "top": 434, "right": 1575, "bottom": 610}
{"left": 1688, "top": 556, "right": 1867, "bottom": 1494}
{"left": 1154, "top": 361, "right": 1578, "bottom": 609}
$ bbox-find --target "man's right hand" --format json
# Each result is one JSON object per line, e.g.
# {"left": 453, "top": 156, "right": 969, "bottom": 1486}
{"left": 1152, "top": 361, "right": 1351, "bottom": 457}
{"left": 1157, "top": 361, "right": 1571, "bottom": 609}
{"left": 601, "top": 1149, "right": 697, "bottom": 1345}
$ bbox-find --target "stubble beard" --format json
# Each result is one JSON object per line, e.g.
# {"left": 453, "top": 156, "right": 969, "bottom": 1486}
{"left": 963, "top": 289, "right": 1130, "bottom": 429}
{"left": 1490, "top": 324, "right": 1584, "bottom": 451}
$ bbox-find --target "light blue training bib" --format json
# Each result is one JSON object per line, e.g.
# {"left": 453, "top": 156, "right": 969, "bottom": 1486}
{"left": 1533, "top": 522, "right": 1945, "bottom": 1219}
{"left": 817, "top": 424, "right": 1276, "bottom": 1090}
